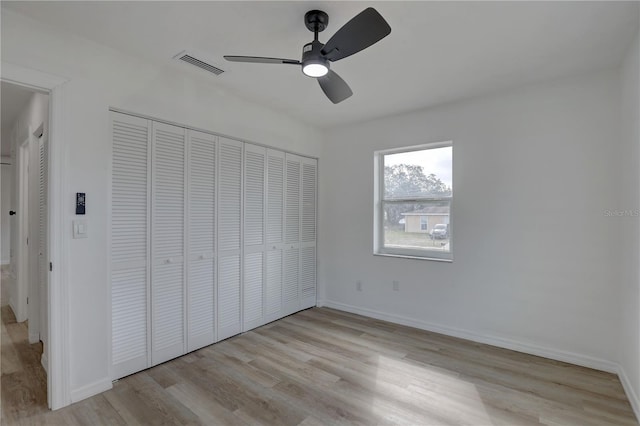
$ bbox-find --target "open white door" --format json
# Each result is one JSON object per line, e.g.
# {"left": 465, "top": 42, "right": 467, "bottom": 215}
{"left": 38, "top": 132, "right": 49, "bottom": 369}
{"left": 15, "top": 139, "right": 30, "bottom": 324}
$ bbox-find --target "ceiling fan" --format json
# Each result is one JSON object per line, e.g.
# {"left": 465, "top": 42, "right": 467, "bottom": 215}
{"left": 224, "top": 8, "right": 391, "bottom": 104}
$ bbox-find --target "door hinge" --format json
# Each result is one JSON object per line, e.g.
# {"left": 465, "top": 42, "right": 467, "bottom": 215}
{"left": 49, "top": 262, "right": 53, "bottom": 272}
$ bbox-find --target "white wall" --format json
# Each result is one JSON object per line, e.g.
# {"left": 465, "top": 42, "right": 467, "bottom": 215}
{"left": 1, "top": 159, "right": 12, "bottom": 265}
{"left": 1, "top": 8, "right": 323, "bottom": 403}
{"left": 320, "top": 68, "right": 623, "bottom": 370}
{"left": 619, "top": 27, "right": 640, "bottom": 415}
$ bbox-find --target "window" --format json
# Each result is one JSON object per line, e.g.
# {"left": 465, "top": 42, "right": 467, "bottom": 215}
{"left": 374, "top": 142, "right": 452, "bottom": 261}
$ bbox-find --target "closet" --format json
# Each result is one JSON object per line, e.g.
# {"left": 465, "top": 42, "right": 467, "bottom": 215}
{"left": 110, "top": 112, "right": 317, "bottom": 379}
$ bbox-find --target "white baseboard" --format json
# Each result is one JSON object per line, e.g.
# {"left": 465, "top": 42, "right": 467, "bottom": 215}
{"left": 28, "top": 331, "right": 40, "bottom": 344}
{"left": 318, "top": 300, "right": 619, "bottom": 373}
{"left": 70, "top": 377, "right": 112, "bottom": 403}
{"left": 41, "top": 353, "right": 48, "bottom": 373}
{"left": 618, "top": 365, "right": 640, "bottom": 422}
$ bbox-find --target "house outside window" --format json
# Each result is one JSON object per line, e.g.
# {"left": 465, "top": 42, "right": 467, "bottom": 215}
{"left": 420, "top": 216, "right": 428, "bottom": 231}
{"left": 374, "top": 142, "right": 452, "bottom": 261}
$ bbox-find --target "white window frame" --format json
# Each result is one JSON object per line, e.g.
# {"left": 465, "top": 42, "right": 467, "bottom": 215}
{"left": 373, "top": 141, "right": 453, "bottom": 262}
{"left": 420, "top": 216, "right": 428, "bottom": 231}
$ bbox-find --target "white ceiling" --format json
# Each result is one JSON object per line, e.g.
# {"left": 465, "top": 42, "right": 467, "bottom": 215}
{"left": 3, "top": 1, "right": 639, "bottom": 129}
{"left": 1, "top": 82, "right": 36, "bottom": 157}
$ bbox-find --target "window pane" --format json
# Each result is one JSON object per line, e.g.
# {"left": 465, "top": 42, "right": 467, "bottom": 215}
{"left": 383, "top": 201, "right": 450, "bottom": 253}
{"left": 383, "top": 146, "right": 452, "bottom": 199}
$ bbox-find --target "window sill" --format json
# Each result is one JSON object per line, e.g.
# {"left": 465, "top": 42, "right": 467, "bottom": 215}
{"left": 373, "top": 252, "right": 453, "bottom": 262}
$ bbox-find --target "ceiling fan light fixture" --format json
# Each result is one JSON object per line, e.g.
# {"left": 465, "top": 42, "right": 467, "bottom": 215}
{"left": 301, "top": 40, "right": 330, "bottom": 78}
{"left": 302, "top": 62, "right": 329, "bottom": 77}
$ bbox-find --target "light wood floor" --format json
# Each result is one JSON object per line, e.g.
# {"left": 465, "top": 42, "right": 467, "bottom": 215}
{"left": 1, "top": 306, "right": 638, "bottom": 425}
{"left": 1, "top": 305, "right": 48, "bottom": 424}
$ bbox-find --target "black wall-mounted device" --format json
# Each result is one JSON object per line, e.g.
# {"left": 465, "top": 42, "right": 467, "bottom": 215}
{"left": 76, "top": 192, "right": 86, "bottom": 215}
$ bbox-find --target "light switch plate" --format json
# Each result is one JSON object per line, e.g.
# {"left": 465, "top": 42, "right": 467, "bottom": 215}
{"left": 73, "top": 220, "right": 88, "bottom": 239}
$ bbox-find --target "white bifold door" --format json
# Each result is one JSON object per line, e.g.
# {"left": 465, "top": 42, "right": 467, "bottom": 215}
{"left": 283, "top": 154, "right": 317, "bottom": 315}
{"left": 299, "top": 156, "right": 317, "bottom": 309}
{"left": 283, "top": 154, "right": 301, "bottom": 316}
{"left": 111, "top": 112, "right": 316, "bottom": 379}
{"left": 111, "top": 113, "right": 151, "bottom": 379}
{"left": 243, "top": 144, "right": 266, "bottom": 331}
{"left": 217, "top": 138, "right": 243, "bottom": 341}
{"left": 187, "top": 131, "right": 216, "bottom": 352}
{"left": 151, "top": 122, "right": 187, "bottom": 366}
{"left": 264, "top": 149, "right": 285, "bottom": 324}
{"left": 240, "top": 149, "right": 317, "bottom": 327}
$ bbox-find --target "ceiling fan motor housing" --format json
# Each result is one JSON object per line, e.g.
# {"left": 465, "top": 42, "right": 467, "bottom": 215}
{"left": 301, "top": 40, "right": 329, "bottom": 77}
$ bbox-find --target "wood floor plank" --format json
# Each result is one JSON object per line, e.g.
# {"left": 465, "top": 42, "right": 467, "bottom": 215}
{"left": 165, "top": 382, "right": 246, "bottom": 426}
{"left": 1, "top": 306, "right": 48, "bottom": 425}
{"left": 68, "top": 394, "right": 127, "bottom": 426}
{"left": 2, "top": 306, "right": 637, "bottom": 425}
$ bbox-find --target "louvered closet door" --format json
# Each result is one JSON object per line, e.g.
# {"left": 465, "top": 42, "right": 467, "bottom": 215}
{"left": 38, "top": 134, "right": 48, "bottom": 352}
{"left": 243, "top": 144, "right": 266, "bottom": 331}
{"left": 187, "top": 130, "right": 216, "bottom": 351}
{"left": 265, "top": 149, "right": 285, "bottom": 323}
{"left": 111, "top": 112, "right": 151, "bottom": 379}
{"left": 300, "top": 157, "right": 317, "bottom": 309}
{"left": 151, "top": 122, "right": 187, "bottom": 365}
{"left": 217, "top": 138, "right": 243, "bottom": 340}
{"left": 283, "top": 154, "right": 301, "bottom": 315}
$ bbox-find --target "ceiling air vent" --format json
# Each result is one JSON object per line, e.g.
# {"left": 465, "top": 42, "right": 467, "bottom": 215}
{"left": 174, "top": 51, "right": 224, "bottom": 76}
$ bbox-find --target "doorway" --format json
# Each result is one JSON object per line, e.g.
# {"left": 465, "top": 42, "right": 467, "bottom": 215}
{"left": 2, "top": 62, "right": 69, "bottom": 410}
{"left": 1, "top": 82, "right": 50, "bottom": 416}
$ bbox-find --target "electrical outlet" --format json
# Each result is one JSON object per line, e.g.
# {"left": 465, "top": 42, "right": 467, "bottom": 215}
{"left": 392, "top": 280, "right": 400, "bottom": 291}
{"left": 356, "top": 280, "right": 363, "bottom": 291}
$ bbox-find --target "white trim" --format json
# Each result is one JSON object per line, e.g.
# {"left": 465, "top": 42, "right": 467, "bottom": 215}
{"left": 106, "top": 114, "right": 114, "bottom": 382}
{"left": 376, "top": 140, "right": 453, "bottom": 155}
{"left": 41, "top": 353, "right": 48, "bottom": 373}
{"left": 69, "top": 377, "right": 112, "bottom": 404}
{"left": 618, "top": 365, "right": 640, "bottom": 422}
{"left": 318, "top": 300, "right": 620, "bottom": 374}
{"left": 373, "top": 253, "right": 453, "bottom": 263}
{"left": 402, "top": 212, "right": 450, "bottom": 216}
{"left": 29, "top": 330, "right": 40, "bottom": 344}
{"left": 1, "top": 62, "right": 70, "bottom": 410}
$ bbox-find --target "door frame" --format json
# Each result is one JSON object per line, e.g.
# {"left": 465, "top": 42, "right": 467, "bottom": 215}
{"left": 1, "top": 62, "right": 70, "bottom": 410}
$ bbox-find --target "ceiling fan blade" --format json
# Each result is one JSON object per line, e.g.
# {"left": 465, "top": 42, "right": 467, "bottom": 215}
{"left": 224, "top": 56, "right": 301, "bottom": 65}
{"left": 318, "top": 70, "right": 353, "bottom": 104}
{"left": 321, "top": 8, "right": 391, "bottom": 62}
